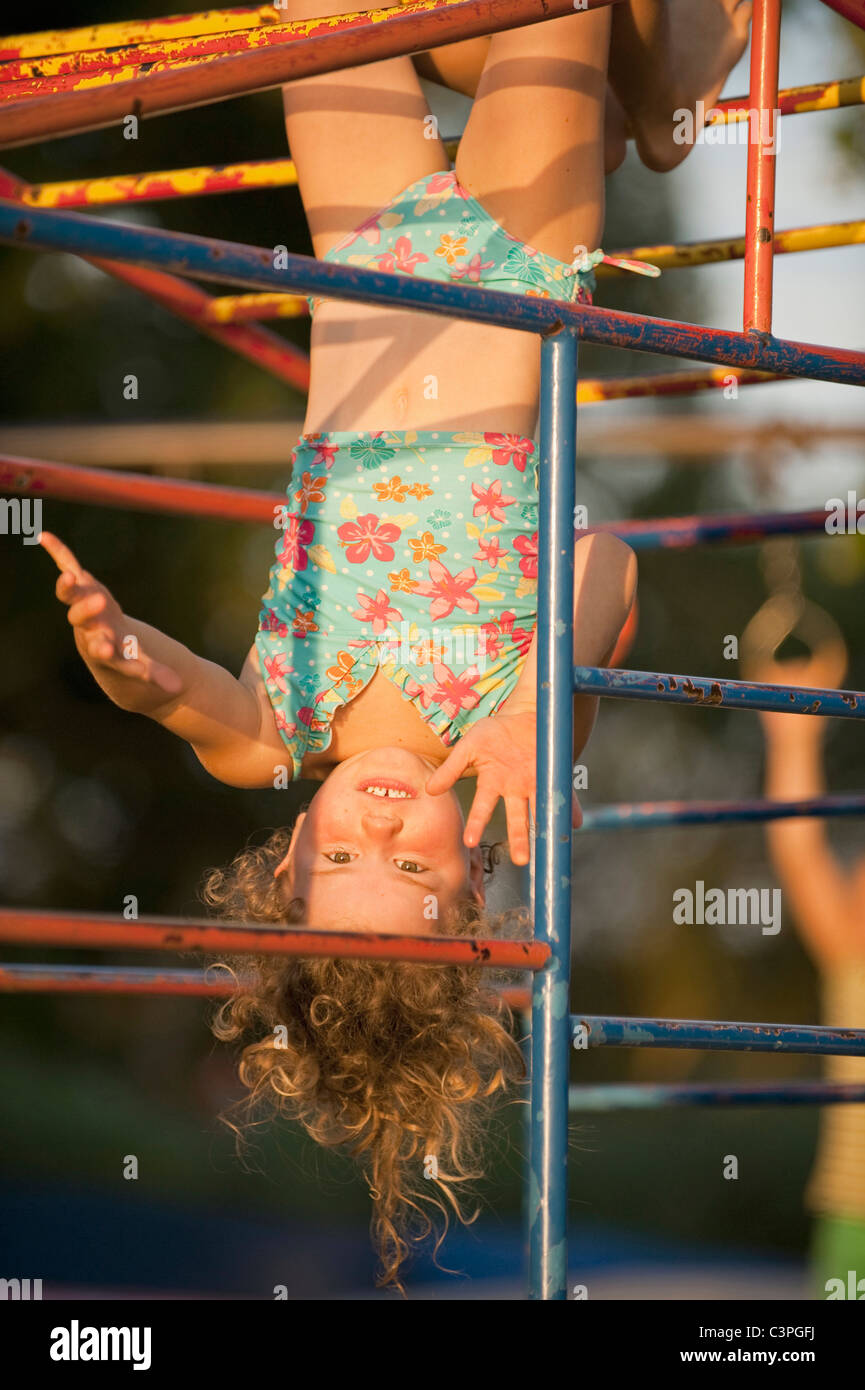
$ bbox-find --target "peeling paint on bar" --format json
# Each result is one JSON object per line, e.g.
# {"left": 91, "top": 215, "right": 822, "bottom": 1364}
{"left": 571, "top": 1015, "right": 865, "bottom": 1055}
{"left": 0, "top": 201, "right": 862, "bottom": 385}
{"left": 572, "top": 666, "right": 865, "bottom": 718}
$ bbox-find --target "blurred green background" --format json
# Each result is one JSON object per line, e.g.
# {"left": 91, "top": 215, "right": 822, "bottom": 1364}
{"left": 0, "top": 0, "right": 864, "bottom": 1296}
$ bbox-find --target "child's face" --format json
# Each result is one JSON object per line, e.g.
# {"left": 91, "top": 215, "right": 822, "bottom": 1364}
{"left": 276, "top": 748, "right": 484, "bottom": 933}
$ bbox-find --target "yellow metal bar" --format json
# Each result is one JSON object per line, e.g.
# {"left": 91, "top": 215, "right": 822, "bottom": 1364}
{"left": 22, "top": 159, "right": 300, "bottom": 209}
{"left": 205, "top": 291, "right": 308, "bottom": 320}
{"left": 576, "top": 367, "right": 778, "bottom": 404}
{"left": 0, "top": 7, "right": 282, "bottom": 61}
{"left": 714, "top": 74, "right": 865, "bottom": 120}
{"left": 598, "top": 219, "right": 865, "bottom": 275}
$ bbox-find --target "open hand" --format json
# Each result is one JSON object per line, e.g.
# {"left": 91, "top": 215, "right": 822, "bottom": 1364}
{"left": 40, "top": 531, "right": 182, "bottom": 696}
{"left": 425, "top": 710, "right": 582, "bottom": 866}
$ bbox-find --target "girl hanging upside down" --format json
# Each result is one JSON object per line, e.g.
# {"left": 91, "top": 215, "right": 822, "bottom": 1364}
{"left": 39, "top": 0, "right": 750, "bottom": 1290}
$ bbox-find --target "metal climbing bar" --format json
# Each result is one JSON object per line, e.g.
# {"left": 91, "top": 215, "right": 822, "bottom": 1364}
{"left": 0, "top": 7, "right": 283, "bottom": 60}
{"left": 0, "top": 167, "right": 310, "bottom": 392}
{"left": 569, "top": 1082, "right": 865, "bottom": 1110}
{"left": 0, "top": 962, "right": 533, "bottom": 1009}
{"left": 572, "top": 666, "right": 865, "bottom": 718}
{"left": 530, "top": 328, "right": 579, "bottom": 1303}
{"left": 0, "top": 962, "right": 237, "bottom": 995}
{"left": 571, "top": 1015, "right": 865, "bottom": 1056}
{"left": 579, "top": 792, "right": 865, "bottom": 832}
{"left": 1, "top": 203, "right": 863, "bottom": 384}
{"left": 0, "top": 453, "right": 846, "bottom": 547}
{"left": 0, "top": 0, "right": 619, "bottom": 148}
{"left": 744, "top": 0, "right": 781, "bottom": 332}
{"left": 0, "top": 908, "right": 549, "bottom": 967}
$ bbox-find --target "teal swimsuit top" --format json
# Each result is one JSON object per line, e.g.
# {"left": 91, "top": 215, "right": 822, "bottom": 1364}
{"left": 306, "top": 168, "right": 602, "bottom": 313}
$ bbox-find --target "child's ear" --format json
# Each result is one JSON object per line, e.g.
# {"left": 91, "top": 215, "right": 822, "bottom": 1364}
{"left": 274, "top": 813, "right": 306, "bottom": 882}
{"left": 468, "top": 845, "right": 486, "bottom": 906}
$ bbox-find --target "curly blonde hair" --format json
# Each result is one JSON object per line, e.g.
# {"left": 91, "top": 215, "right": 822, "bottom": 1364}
{"left": 202, "top": 827, "right": 529, "bottom": 1293}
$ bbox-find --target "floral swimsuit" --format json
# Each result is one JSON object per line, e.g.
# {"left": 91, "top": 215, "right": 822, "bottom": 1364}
{"left": 257, "top": 170, "right": 655, "bottom": 776}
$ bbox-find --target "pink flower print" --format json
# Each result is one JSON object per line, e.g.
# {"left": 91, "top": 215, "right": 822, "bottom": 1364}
{"left": 480, "top": 623, "right": 504, "bottom": 661}
{"left": 404, "top": 676, "right": 435, "bottom": 710}
{"left": 451, "top": 252, "right": 495, "bottom": 282}
{"left": 474, "top": 535, "right": 507, "bottom": 568}
{"left": 428, "top": 662, "right": 482, "bottom": 721}
{"left": 298, "top": 705, "right": 329, "bottom": 732}
{"left": 311, "top": 440, "right": 338, "bottom": 470}
{"left": 427, "top": 172, "right": 459, "bottom": 197}
{"left": 514, "top": 531, "right": 538, "bottom": 578}
{"left": 274, "top": 709, "right": 297, "bottom": 739}
{"left": 260, "top": 607, "right": 288, "bottom": 638}
{"left": 484, "top": 433, "right": 535, "bottom": 472}
{"left": 352, "top": 589, "right": 403, "bottom": 635}
{"left": 414, "top": 559, "right": 479, "bottom": 622}
{"left": 512, "top": 625, "right": 535, "bottom": 658}
{"left": 499, "top": 611, "right": 515, "bottom": 635}
{"left": 279, "top": 515, "right": 314, "bottom": 574}
{"left": 337, "top": 512, "right": 401, "bottom": 564}
{"left": 263, "top": 652, "right": 290, "bottom": 694}
{"left": 471, "top": 479, "right": 517, "bottom": 523}
{"left": 373, "top": 236, "right": 429, "bottom": 275}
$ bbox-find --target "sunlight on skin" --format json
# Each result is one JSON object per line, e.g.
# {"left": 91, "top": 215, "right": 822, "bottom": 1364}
{"left": 275, "top": 747, "right": 486, "bottom": 934}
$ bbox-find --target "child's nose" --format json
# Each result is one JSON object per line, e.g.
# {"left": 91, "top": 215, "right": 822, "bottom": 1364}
{"left": 360, "top": 811, "right": 404, "bottom": 839}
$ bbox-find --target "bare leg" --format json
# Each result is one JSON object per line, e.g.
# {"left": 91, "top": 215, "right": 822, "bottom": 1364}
{"left": 610, "top": 0, "right": 753, "bottom": 173}
{"left": 455, "top": 7, "right": 611, "bottom": 265}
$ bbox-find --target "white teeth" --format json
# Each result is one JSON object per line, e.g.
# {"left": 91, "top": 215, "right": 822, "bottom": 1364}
{"left": 365, "top": 786, "right": 410, "bottom": 798}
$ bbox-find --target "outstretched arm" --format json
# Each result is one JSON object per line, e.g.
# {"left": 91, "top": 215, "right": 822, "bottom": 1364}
{"left": 757, "top": 652, "right": 861, "bottom": 968}
{"left": 41, "top": 532, "right": 289, "bottom": 789}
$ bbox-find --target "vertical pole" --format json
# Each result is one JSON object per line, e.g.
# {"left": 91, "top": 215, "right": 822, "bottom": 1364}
{"left": 528, "top": 327, "right": 578, "bottom": 1300}
{"left": 743, "top": 0, "right": 782, "bottom": 333}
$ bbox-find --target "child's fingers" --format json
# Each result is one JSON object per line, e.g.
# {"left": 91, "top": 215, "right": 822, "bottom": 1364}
{"left": 39, "top": 531, "right": 84, "bottom": 580}
{"left": 504, "top": 795, "right": 531, "bottom": 866}
{"left": 425, "top": 739, "right": 472, "bottom": 796}
{"left": 463, "top": 778, "right": 500, "bottom": 849}
{"left": 67, "top": 590, "right": 108, "bottom": 627}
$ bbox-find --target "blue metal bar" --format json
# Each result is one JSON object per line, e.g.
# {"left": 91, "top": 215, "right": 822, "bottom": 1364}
{"left": 530, "top": 328, "right": 578, "bottom": 1302}
{"left": 573, "top": 666, "right": 865, "bottom": 718}
{"left": 569, "top": 1081, "right": 865, "bottom": 1110}
{"left": 571, "top": 1015, "right": 865, "bottom": 1055}
{"left": 1, "top": 201, "right": 864, "bottom": 386}
{"left": 579, "top": 792, "right": 865, "bottom": 832}
{"left": 587, "top": 506, "right": 830, "bottom": 549}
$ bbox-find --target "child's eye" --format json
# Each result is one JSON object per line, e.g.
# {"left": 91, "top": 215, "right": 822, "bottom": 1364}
{"left": 395, "top": 860, "right": 425, "bottom": 874}
{"left": 326, "top": 850, "right": 353, "bottom": 864}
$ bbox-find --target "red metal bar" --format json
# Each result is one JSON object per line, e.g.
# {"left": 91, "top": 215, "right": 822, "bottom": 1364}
{"left": 0, "top": 960, "right": 534, "bottom": 1006}
{"left": 744, "top": 0, "right": 782, "bottom": 333}
{"left": 0, "top": 165, "right": 310, "bottom": 393}
{"left": 0, "top": 908, "right": 549, "bottom": 968}
{"left": 818, "top": 0, "right": 865, "bottom": 33}
{"left": 0, "top": 453, "right": 280, "bottom": 523}
{"left": 0, "top": 0, "right": 620, "bottom": 148}
{"left": 0, "top": 963, "right": 235, "bottom": 995}
{"left": 0, "top": 9, "right": 282, "bottom": 62}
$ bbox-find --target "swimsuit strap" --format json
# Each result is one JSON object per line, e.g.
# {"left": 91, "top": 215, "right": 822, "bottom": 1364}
{"left": 564, "top": 248, "right": 662, "bottom": 279}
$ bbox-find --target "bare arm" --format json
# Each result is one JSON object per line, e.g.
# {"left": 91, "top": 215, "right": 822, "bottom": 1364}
{"left": 41, "top": 532, "right": 289, "bottom": 789}
{"left": 756, "top": 649, "right": 863, "bottom": 968}
{"left": 504, "top": 530, "right": 638, "bottom": 757}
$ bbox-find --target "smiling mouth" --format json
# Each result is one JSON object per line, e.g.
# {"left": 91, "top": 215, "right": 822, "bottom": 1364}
{"left": 356, "top": 777, "right": 418, "bottom": 800}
